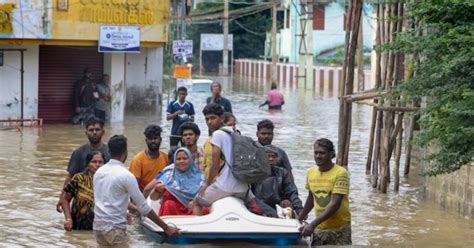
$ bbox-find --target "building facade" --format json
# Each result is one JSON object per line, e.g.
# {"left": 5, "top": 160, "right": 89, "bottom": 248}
{"left": 0, "top": 0, "right": 169, "bottom": 123}
{"left": 270, "top": 1, "right": 374, "bottom": 63}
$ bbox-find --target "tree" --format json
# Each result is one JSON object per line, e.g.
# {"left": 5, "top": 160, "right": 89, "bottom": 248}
{"left": 391, "top": 1, "right": 474, "bottom": 175}
{"left": 186, "top": 2, "right": 272, "bottom": 72}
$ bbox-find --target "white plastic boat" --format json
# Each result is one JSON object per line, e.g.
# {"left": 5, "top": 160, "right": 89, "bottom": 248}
{"left": 141, "top": 196, "right": 303, "bottom": 245}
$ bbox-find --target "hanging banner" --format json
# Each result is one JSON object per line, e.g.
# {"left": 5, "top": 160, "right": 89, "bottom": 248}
{"left": 99, "top": 26, "right": 140, "bottom": 53}
{"left": 173, "top": 40, "right": 193, "bottom": 62}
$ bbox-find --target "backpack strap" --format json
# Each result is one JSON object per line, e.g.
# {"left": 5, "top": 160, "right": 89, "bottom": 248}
{"left": 218, "top": 127, "right": 232, "bottom": 169}
{"left": 219, "top": 127, "right": 232, "bottom": 134}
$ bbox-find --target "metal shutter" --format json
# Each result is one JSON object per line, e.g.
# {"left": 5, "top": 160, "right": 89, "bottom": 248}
{"left": 38, "top": 46, "right": 103, "bottom": 123}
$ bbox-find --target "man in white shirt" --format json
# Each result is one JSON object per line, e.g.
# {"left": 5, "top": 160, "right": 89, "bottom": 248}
{"left": 193, "top": 103, "right": 261, "bottom": 215}
{"left": 93, "top": 135, "right": 180, "bottom": 246}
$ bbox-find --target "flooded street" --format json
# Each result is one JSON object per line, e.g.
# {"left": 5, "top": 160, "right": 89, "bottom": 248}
{"left": 0, "top": 76, "right": 472, "bottom": 247}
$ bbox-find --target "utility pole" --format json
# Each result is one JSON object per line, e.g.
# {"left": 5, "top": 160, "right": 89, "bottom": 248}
{"left": 222, "top": 0, "right": 229, "bottom": 75}
{"left": 298, "top": 0, "right": 314, "bottom": 89}
{"left": 181, "top": 0, "right": 186, "bottom": 40}
{"left": 271, "top": 1, "right": 277, "bottom": 83}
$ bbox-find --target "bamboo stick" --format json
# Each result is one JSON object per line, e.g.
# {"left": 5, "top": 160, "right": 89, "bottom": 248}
{"left": 372, "top": 109, "right": 382, "bottom": 188}
{"left": 404, "top": 114, "right": 415, "bottom": 175}
{"left": 367, "top": 4, "right": 383, "bottom": 176}
{"left": 371, "top": 3, "right": 385, "bottom": 188}
{"left": 337, "top": 1, "right": 352, "bottom": 166}
{"left": 379, "top": 3, "right": 397, "bottom": 193}
{"left": 357, "top": 14, "right": 365, "bottom": 92}
{"left": 394, "top": 113, "right": 404, "bottom": 192}
{"left": 344, "top": 91, "right": 386, "bottom": 102}
{"left": 359, "top": 102, "right": 419, "bottom": 112}
{"left": 337, "top": 0, "right": 362, "bottom": 167}
{"left": 366, "top": 106, "right": 377, "bottom": 174}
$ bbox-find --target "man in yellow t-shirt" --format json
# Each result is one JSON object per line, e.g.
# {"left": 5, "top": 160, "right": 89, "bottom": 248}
{"left": 129, "top": 125, "right": 168, "bottom": 192}
{"left": 298, "top": 138, "right": 351, "bottom": 245}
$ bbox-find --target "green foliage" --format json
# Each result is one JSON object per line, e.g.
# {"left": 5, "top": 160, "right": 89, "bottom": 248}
{"left": 391, "top": 1, "right": 474, "bottom": 175}
{"left": 230, "top": 12, "right": 271, "bottom": 59}
{"left": 186, "top": 2, "right": 271, "bottom": 72}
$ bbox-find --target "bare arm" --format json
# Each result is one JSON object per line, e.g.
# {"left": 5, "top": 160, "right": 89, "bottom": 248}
{"left": 60, "top": 192, "right": 74, "bottom": 231}
{"left": 56, "top": 173, "right": 73, "bottom": 212}
{"left": 206, "top": 144, "right": 222, "bottom": 186}
{"left": 298, "top": 191, "right": 314, "bottom": 222}
{"left": 300, "top": 194, "right": 344, "bottom": 236}
{"left": 143, "top": 179, "right": 158, "bottom": 198}
{"left": 147, "top": 209, "right": 180, "bottom": 236}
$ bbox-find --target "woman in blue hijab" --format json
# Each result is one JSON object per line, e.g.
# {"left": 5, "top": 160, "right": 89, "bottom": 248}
{"left": 150, "top": 147, "right": 204, "bottom": 215}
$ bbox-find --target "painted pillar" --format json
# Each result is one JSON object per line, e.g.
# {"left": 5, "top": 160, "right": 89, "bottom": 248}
{"left": 105, "top": 53, "right": 125, "bottom": 123}
{"left": 146, "top": 48, "right": 164, "bottom": 111}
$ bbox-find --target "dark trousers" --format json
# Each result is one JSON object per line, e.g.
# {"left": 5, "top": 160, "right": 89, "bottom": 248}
{"left": 94, "top": 109, "right": 106, "bottom": 122}
{"left": 169, "top": 136, "right": 181, "bottom": 147}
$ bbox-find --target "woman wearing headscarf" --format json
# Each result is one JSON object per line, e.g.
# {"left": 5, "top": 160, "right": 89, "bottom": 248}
{"left": 147, "top": 147, "right": 205, "bottom": 216}
{"left": 61, "top": 151, "right": 105, "bottom": 231}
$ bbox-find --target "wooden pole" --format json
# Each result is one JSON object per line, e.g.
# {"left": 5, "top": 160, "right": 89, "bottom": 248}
{"left": 381, "top": 3, "right": 400, "bottom": 193}
{"left": 337, "top": 0, "right": 352, "bottom": 166}
{"left": 372, "top": 109, "right": 382, "bottom": 188}
{"left": 366, "top": 4, "right": 382, "bottom": 175}
{"left": 344, "top": 91, "right": 386, "bottom": 102}
{"left": 337, "top": 0, "right": 363, "bottom": 167}
{"left": 357, "top": 14, "right": 365, "bottom": 92}
{"left": 366, "top": 107, "right": 376, "bottom": 174}
{"left": 404, "top": 113, "right": 415, "bottom": 175}
{"left": 394, "top": 113, "right": 404, "bottom": 192}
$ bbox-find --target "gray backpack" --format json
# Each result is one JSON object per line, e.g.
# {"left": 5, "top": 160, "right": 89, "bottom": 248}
{"left": 220, "top": 128, "right": 271, "bottom": 184}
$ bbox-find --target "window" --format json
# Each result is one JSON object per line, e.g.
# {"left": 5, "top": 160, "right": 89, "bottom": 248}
{"left": 313, "top": 4, "right": 325, "bottom": 30}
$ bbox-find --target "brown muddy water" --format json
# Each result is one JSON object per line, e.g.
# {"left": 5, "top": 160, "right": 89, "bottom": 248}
{"left": 0, "top": 76, "right": 472, "bottom": 247}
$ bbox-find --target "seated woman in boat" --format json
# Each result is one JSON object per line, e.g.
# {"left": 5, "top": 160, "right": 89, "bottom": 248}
{"left": 146, "top": 147, "right": 206, "bottom": 216}
{"left": 61, "top": 151, "right": 105, "bottom": 231}
{"left": 251, "top": 145, "right": 303, "bottom": 218}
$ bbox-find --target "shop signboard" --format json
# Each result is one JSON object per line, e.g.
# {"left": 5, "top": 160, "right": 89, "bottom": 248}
{"left": 99, "top": 26, "right": 140, "bottom": 53}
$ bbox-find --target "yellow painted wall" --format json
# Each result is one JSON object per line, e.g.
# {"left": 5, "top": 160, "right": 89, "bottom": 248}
{"left": 0, "top": 3, "right": 15, "bottom": 34}
{"left": 0, "top": 0, "right": 168, "bottom": 45}
{"left": 52, "top": 0, "right": 169, "bottom": 43}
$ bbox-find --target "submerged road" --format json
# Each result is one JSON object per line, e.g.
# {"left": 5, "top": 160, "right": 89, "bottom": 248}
{"left": 0, "top": 76, "right": 472, "bottom": 247}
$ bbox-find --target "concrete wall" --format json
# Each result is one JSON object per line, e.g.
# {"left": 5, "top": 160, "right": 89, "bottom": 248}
{"left": 234, "top": 59, "right": 373, "bottom": 92}
{"left": 125, "top": 47, "right": 163, "bottom": 113}
{"left": 0, "top": 45, "right": 39, "bottom": 120}
{"left": 413, "top": 144, "right": 474, "bottom": 220}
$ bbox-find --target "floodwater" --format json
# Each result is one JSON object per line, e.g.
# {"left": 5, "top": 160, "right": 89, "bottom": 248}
{"left": 0, "top": 76, "right": 472, "bottom": 247}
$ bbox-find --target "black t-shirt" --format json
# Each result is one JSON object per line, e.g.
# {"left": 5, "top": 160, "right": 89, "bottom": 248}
{"left": 67, "top": 144, "right": 110, "bottom": 175}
